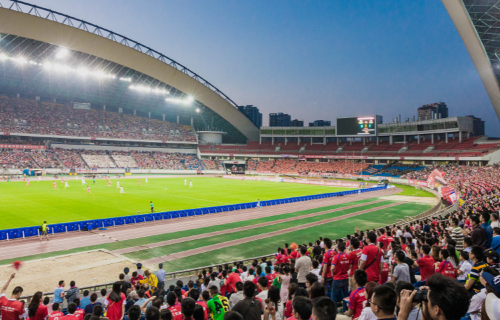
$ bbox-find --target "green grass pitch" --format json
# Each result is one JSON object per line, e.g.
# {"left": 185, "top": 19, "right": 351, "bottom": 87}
{"left": 0, "top": 176, "right": 359, "bottom": 229}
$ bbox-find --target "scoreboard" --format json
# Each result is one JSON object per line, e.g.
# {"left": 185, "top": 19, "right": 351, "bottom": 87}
{"left": 336, "top": 116, "right": 380, "bottom": 136}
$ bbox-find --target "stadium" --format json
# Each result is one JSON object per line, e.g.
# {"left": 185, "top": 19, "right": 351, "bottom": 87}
{"left": 0, "top": 1, "right": 500, "bottom": 320}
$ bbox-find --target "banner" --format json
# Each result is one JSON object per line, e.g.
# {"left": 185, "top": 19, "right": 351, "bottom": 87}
{"left": 408, "top": 179, "right": 428, "bottom": 187}
{"left": 0, "top": 144, "right": 46, "bottom": 150}
{"left": 440, "top": 186, "right": 458, "bottom": 204}
{"left": 73, "top": 102, "right": 91, "bottom": 110}
{"left": 426, "top": 169, "right": 447, "bottom": 190}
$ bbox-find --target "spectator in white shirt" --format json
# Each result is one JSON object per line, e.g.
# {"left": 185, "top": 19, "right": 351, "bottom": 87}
{"left": 457, "top": 251, "right": 472, "bottom": 283}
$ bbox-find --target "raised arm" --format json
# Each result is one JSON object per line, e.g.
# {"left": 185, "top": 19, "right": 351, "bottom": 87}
{"left": 1, "top": 274, "right": 15, "bottom": 295}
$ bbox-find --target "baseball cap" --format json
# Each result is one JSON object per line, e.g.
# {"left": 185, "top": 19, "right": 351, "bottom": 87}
{"left": 486, "top": 293, "right": 500, "bottom": 320}
{"left": 484, "top": 249, "right": 500, "bottom": 263}
{"left": 481, "top": 273, "right": 500, "bottom": 295}
{"left": 136, "top": 263, "right": 143, "bottom": 269}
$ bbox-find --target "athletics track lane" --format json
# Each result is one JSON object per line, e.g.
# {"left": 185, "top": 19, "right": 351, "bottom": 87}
{"left": 0, "top": 188, "right": 401, "bottom": 261}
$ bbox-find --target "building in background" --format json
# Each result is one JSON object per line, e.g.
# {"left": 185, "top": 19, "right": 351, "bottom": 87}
{"left": 309, "top": 120, "right": 332, "bottom": 127}
{"left": 237, "top": 105, "right": 262, "bottom": 128}
{"left": 465, "top": 115, "right": 485, "bottom": 136}
{"left": 291, "top": 119, "right": 304, "bottom": 127}
{"left": 269, "top": 112, "right": 291, "bottom": 127}
{"left": 418, "top": 102, "right": 449, "bottom": 120}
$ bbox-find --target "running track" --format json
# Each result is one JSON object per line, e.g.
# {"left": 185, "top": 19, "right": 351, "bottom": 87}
{"left": 0, "top": 188, "right": 401, "bottom": 261}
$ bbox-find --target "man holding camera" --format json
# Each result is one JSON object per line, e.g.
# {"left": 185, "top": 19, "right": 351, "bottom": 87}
{"left": 397, "top": 274, "right": 470, "bottom": 320}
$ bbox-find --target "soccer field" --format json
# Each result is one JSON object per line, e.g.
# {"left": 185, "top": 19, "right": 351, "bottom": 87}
{"left": 0, "top": 176, "right": 356, "bottom": 229}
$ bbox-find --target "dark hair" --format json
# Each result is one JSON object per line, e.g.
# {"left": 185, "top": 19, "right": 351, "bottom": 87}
{"left": 323, "top": 238, "right": 332, "bottom": 249}
{"left": 193, "top": 305, "right": 205, "bottom": 320}
{"left": 288, "top": 283, "right": 298, "bottom": 301}
{"left": 119, "top": 274, "right": 125, "bottom": 280}
{"left": 146, "top": 306, "right": 160, "bottom": 320}
{"left": 128, "top": 305, "right": 142, "bottom": 320}
{"left": 294, "top": 288, "right": 309, "bottom": 299}
{"left": 223, "top": 311, "right": 243, "bottom": 320}
{"left": 470, "top": 246, "right": 484, "bottom": 261}
{"left": 52, "top": 303, "right": 60, "bottom": 312}
{"left": 460, "top": 251, "right": 469, "bottom": 260}
{"left": 312, "top": 296, "right": 336, "bottom": 320}
{"left": 427, "top": 274, "right": 470, "bottom": 320}
{"left": 58, "top": 280, "right": 64, "bottom": 286}
{"left": 372, "top": 286, "right": 397, "bottom": 313}
{"left": 367, "top": 232, "right": 377, "bottom": 243}
{"left": 471, "top": 215, "right": 480, "bottom": 225}
{"left": 188, "top": 288, "right": 200, "bottom": 301}
{"left": 309, "top": 282, "right": 325, "bottom": 300}
{"left": 350, "top": 237, "right": 360, "bottom": 249}
{"left": 395, "top": 250, "right": 405, "bottom": 262}
{"left": 166, "top": 292, "right": 177, "bottom": 306}
{"left": 257, "top": 276, "right": 268, "bottom": 288}
{"left": 395, "top": 281, "right": 414, "bottom": 298}
{"left": 300, "top": 246, "right": 307, "bottom": 255}
{"left": 93, "top": 305, "right": 103, "bottom": 317}
{"left": 74, "top": 298, "right": 80, "bottom": 307}
{"left": 421, "top": 244, "right": 431, "bottom": 255}
{"left": 292, "top": 296, "right": 312, "bottom": 320}
{"left": 464, "top": 237, "right": 473, "bottom": 247}
{"left": 181, "top": 298, "right": 196, "bottom": 317}
{"left": 67, "top": 303, "right": 77, "bottom": 315}
{"left": 235, "top": 282, "right": 244, "bottom": 292}
{"left": 70, "top": 281, "right": 76, "bottom": 287}
{"left": 100, "top": 288, "right": 107, "bottom": 297}
{"left": 305, "top": 273, "right": 318, "bottom": 285}
{"left": 202, "top": 291, "right": 210, "bottom": 301}
{"left": 28, "top": 292, "right": 43, "bottom": 318}
{"left": 354, "top": 269, "right": 368, "bottom": 287}
{"left": 494, "top": 227, "right": 500, "bottom": 235}
{"left": 176, "top": 280, "right": 184, "bottom": 288}
{"left": 83, "top": 290, "right": 90, "bottom": 297}
{"left": 108, "top": 282, "right": 123, "bottom": 302}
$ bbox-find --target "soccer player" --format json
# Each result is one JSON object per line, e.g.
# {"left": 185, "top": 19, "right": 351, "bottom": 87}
{"left": 138, "top": 179, "right": 141, "bottom": 186}
{"left": 92, "top": 178, "right": 96, "bottom": 184}
{"left": 189, "top": 180, "right": 193, "bottom": 188}
{"left": 38, "top": 176, "right": 41, "bottom": 182}
{"left": 87, "top": 185, "right": 91, "bottom": 195}
{"left": 65, "top": 181, "right": 70, "bottom": 189}
{"left": 61, "top": 178, "right": 64, "bottom": 185}
{"left": 120, "top": 186, "right": 125, "bottom": 194}
{"left": 150, "top": 201, "right": 154, "bottom": 213}
{"left": 145, "top": 177, "right": 148, "bottom": 183}
{"left": 117, "top": 180, "right": 120, "bottom": 189}
{"left": 81, "top": 178, "right": 85, "bottom": 185}
{"left": 257, "top": 199, "right": 261, "bottom": 209}
{"left": 53, "top": 181, "right": 58, "bottom": 190}
{"left": 184, "top": 179, "right": 187, "bottom": 186}
{"left": 26, "top": 179, "right": 30, "bottom": 187}
{"left": 108, "top": 179, "right": 111, "bottom": 187}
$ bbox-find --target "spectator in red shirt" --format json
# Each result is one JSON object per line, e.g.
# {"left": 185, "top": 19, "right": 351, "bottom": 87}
{"left": 131, "top": 272, "right": 144, "bottom": 286}
{"left": 0, "top": 273, "right": 24, "bottom": 320}
{"left": 60, "top": 303, "right": 78, "bottom": 320}
{"left": 330, "top": 242, "right": 350, "bottom": 305}
{"left": 435, "top": 249, "right": 456, "bottom": 279}
{"left": 166, "top": 292, "right": 182, "bottom": 320}
{"left": 346, "top": 270, "right": 367, "bottom": 319}
{"left": 321, "top": 238, "right": 334, "bottom": 295}
{"left": 359, "top": 232, "right": 384, "bottom": 282}
{"left": 415, "top": 244, "right": 435, "bottom": 284}
{"left": 348, "top": 237, "right": 362, "bottom": 291}
{"left": 379, "top": 262, "right": 390, "bottom": 285}
{"left": 27, "top": 292, "right": 48, "bottom": 320}
{"left": 104, "top": 282, "right": 126, "bottom": 320}
{"left": 377, "top": 228, "right": 388, "bottom": 252}
{"left": 187, "top": 289, "right": 208, "bottom": 320}
{"left": 48, "top": 303, "right": 64, "bottom": 320}
{"left": 225, "top": 270, "right": 241, "bottom": 294}
{"left": 72, "top": 299, "right": 84, "bottom": 320}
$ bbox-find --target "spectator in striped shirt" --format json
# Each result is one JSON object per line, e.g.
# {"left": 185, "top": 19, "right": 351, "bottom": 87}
{"left": 450, "top": 218, "right": 464, "bottom": 250}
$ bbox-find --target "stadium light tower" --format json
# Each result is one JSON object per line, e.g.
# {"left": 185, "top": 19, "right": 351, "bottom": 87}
{"left": 56, "top": 48, "right": 69, "bottom": 59}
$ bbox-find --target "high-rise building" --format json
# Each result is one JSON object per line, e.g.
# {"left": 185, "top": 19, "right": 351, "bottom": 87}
{"left": 237, "top": 105, "right": 262, "bottom": 128}
{"left": 465, "top": 115, "right": 485, "bottom": 136}
{"left": 269, "top": 113, "right": 291, "bottom": 127}
{"left": 291, "top": 119, "right": 304, "bottom": 127}
{"left": 308, "top": 120, "right": 331, "bottom": 127}
{"left": 418, "top": 102, "right": 448, "bottom": 120}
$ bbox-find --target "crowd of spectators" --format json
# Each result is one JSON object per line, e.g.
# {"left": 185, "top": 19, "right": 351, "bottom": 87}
{"left": 31, "top": 151, "right": 62, "bottom": 169}
{"left": 0, "top": 150, "right": 37, "bottom": 169}
{"left": 0, "top": 97, "right": 197, "bottom": 142}
{"left": 201, "top": 160, "right": 224, "bottom": 171}
{"left": 53, "top": 149, "right": 87, "bottom": 169}
{"left": 110, "top": 152, "right": 139, "bottom": 169}
{"left": 80, "top": 151, "right": 117, "bottom": 169}
{"left": 246, "top": 159, "right": 369, "bottom": 176}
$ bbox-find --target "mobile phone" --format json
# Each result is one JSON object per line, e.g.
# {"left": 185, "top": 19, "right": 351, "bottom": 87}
{"left": 265, "top": 299, "right": 270, "bottom": 304}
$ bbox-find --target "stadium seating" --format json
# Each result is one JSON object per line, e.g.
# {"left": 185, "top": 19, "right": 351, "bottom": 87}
{"left": 0, "top": 96, "right": 197, "bottom": 142}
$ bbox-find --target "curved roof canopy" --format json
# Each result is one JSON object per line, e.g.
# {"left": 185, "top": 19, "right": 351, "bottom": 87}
{"left": 0, "top": 1, "right": 260, "bottom": 142}
{"left": 442, "top": 0, "right": 500, "bottom": 122}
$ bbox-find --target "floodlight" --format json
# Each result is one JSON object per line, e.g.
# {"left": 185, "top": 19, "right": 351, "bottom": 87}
{"left": 56, "top": 48, "right": 69, "bottom": 59}
{"left": 187, "top": 96, "right": 194, "bottom": 102}
{"left": 196, "top": 108, "right": 200, "bottom": 113}
{"left": 14, "top": 57, "right": 27, "bottom": 64}
{"left": 0, "top": 54, "right": 8, "bottom": 61}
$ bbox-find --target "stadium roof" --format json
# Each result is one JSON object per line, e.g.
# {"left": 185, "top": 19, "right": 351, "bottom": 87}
{"left": 0, "top": 0, "right": 260, "bottom": 143}
{"left": 442, "top": 0, "right": 500, "bottom": 122}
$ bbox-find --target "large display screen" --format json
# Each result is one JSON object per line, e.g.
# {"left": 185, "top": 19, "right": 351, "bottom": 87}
{"left": 337, "top": 116, "right": 376, "bottom": 136}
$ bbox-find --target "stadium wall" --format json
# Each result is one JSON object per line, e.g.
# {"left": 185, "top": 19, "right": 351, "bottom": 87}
{"left": 0, "top": 186, "right": 387, "bottom": 241}
{"left": 2, "top": 168, "right": 224, "bottom": 175}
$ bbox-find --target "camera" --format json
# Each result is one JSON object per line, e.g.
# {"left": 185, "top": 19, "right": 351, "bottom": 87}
{"left": 412, "top": 289, "right": 428, "bottom": 303}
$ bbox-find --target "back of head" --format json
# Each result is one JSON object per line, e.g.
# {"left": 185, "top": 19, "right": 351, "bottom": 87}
{"left": 471, "top": 246, "right": 484, "bottom": 261}
{"left": 323, "top": 238, "right": 332, "bottom": 249}
{"left": 309, "top": 282, "right": 325, "bottom": 300}
{"left": 160, "top": 309, "right": 172, "bottom": 320}
{"left": 300, "top": 246, "right": 307, "bottom": 255}
{"left": 188, "top": 288, "right": 200, "bottom": 301}
{"left": 257, "top": 276, "right": 268, "bottom": 289}
{"left": 427, "top": 274, "right": 469, "bottom": 320}
{"left": 235, "top": 282, "right": 243, "bottom": 292}
{"left": 208, "top": 286, "right": 219, "bottom": 296}
{"left": 93, "top": 305, "right": 103, "bottom": 317}
{"left": 243, "top": 281, "right": 256, "bottom": 298}
{"left": 166, "top": 292, "right": 177, "bottom": 306}
{"left": 372, "top": 286, "right": 397, "bottom": 315}
{"left": 223, "top": 311, "right": 243, "bottom": 320}
{"left": 67, "top": 303, "right": 77, "bottom": 315}
{"left": 395, "top": 281, "right": 414, "bottom": 298}
{"left": 292, "top": 296, "right": 313, "bottom": 320}
{"left": 146, "top": 306, "right": 160, "bottom": 320}
{"left": 367, "top": 232, "right": 377, "bottom": 243}
{"left": 181, "top": 298, "right": 196, "bottom": 317}
{"left": 52, "top": 303, "right": 60, "bottom": 312}
{"left": 350, "top": 237, "right": 360, "bottom": 249}
{"left": 312, "top": 296, "right": 336, "bottom": 320}
{"left": 193, "top": 305, "right": 204, "bottom": 320}
{"left": 128, "top": 305, "right": 142, "bottom": 320}
{"left": 421, "top": 244, "right": 431, "bottom": 255}
{"left": 354, "top": 269, "right": 368, "bottom": 287}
